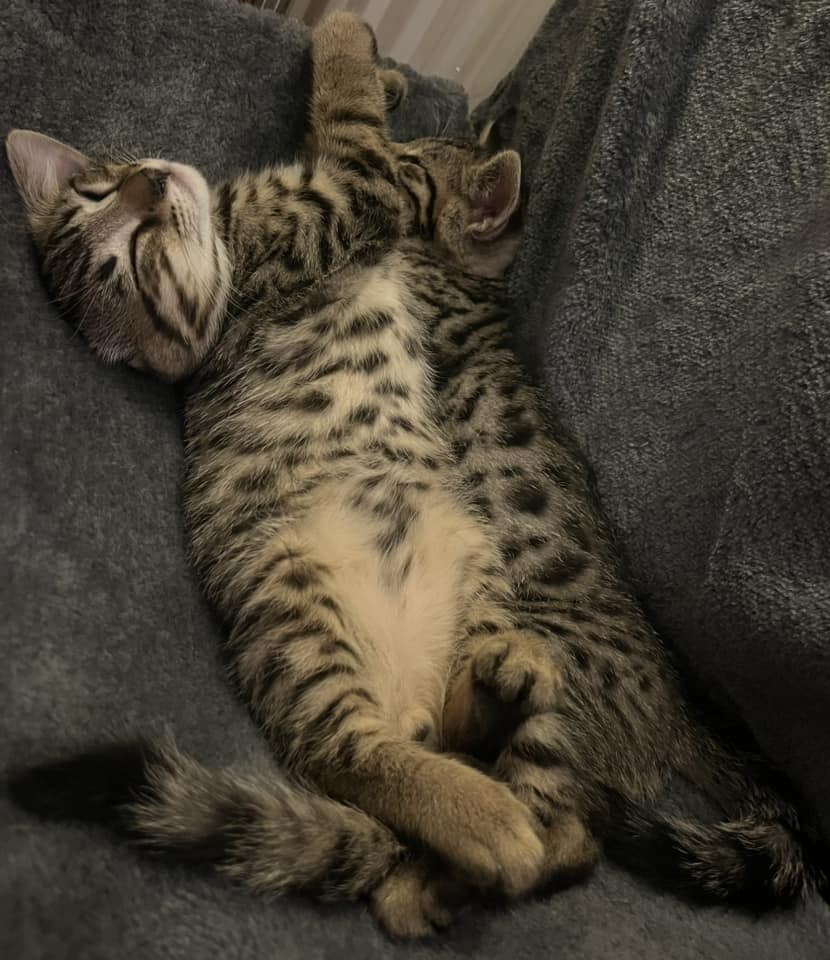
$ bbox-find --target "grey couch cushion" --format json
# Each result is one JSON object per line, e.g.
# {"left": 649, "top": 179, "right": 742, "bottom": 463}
{"left": 1, "top": 1, "right": 828, "bottom": 958}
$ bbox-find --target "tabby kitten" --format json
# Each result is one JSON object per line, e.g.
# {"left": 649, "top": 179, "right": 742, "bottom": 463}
{"left": 7, "top": 11, "right": 826, "bottom": 939}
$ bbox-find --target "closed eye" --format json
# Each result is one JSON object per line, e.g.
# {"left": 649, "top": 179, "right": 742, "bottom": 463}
{"left": 73, "top": 183, "right": 117, "bottom": 202}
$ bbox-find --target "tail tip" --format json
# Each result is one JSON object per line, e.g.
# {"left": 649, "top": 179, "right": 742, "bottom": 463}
{"left": 602, "top": 790, "right": 828, "bottom": 912}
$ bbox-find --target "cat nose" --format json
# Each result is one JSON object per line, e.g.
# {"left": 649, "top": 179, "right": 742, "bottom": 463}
{"left": 119, "top": 168, "right": 169, "bottom": 213}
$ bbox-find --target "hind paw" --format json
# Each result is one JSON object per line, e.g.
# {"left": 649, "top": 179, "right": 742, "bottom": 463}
{"left": 372, "top": 860, "right": 458, "bottom": 939}
{"left": 473, "top": 631, "right": 562, "bottom": 716}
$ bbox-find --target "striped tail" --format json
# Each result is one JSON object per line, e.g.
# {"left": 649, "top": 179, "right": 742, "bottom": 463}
{"left": 604, "top": 793, "right": 829, "bottom": 910}
{"left": 9, "top": 739, "right": 402, "bottom": 901}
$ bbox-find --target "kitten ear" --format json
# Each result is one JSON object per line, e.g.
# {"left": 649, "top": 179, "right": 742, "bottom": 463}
{"left": 466, "top": 149, "right": 521, "bottom": 242}
{"left": 5, "top": 129, "right": 90, "bottom": 213}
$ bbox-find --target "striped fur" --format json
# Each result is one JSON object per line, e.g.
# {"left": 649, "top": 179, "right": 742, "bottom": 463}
{"left": 6, "top": 10, "right": 826, "bottom": 940}
{"left": 10, "top": 738, "right": 402, "bottom": 900}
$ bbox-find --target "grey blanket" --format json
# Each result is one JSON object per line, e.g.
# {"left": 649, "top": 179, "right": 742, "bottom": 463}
{"left": 1, "top": 1, "right": 828, "bottom": 958}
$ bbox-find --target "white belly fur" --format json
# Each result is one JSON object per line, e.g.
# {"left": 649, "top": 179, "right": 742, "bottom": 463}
{"left": 300, "top": 482, "right": 490, "bottom": 740}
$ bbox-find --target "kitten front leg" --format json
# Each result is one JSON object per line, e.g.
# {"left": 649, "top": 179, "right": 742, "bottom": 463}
{"left": 308, "top": 13, "right": 401, "bottom": 208}
{"left": 312, "top": 731, "right": 544, "bottom": 900}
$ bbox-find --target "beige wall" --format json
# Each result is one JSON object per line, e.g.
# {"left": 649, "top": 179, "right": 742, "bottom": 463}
{"left": 284, "top": 0, "right": 550, "bottom": 106}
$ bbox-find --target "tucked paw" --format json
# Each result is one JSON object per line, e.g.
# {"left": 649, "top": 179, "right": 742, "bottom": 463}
{"left": 473, "top": 632, "right": 562, "bottom": 715}
{"left": 372, "top": 860, "right": 456, "bottom": 939}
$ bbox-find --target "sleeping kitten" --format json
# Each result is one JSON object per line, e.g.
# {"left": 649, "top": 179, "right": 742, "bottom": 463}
{"left": 6, "top": 11, "right": 826, "bottom": 939}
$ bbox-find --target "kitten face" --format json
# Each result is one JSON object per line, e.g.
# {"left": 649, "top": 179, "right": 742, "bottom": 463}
{"left": 396, "top": 137, "right": 522, "bottom": 278}
{"left": 6, "top": 131, "right": 229, "bottom": 380}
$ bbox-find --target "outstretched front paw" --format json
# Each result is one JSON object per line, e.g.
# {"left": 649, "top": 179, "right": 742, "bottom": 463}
{"left": 472, "top": 631, "right": 562, "bottom": 716}
{"left": 312, "top": 11, "right": 379, "bottom": 63}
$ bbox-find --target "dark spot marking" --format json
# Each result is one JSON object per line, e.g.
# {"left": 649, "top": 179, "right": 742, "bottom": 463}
{"left": 513, "top": 739, "right": 564, "bottom": 768}
{"left": 325, "top": 447, "right": 355, "bottom": 460}
{"left": 283, "top": 566, "right": 315, "bottom": 590}
{"left": 295, "top": 390, "right": 332, "bottom": 411}
{"left": 502, "top": 541, "right": 522, "bottom": 563}
{"left": 455, "top": 386, "right": 486, "bottom": 422}
{"left": 381, "top": 444, "right": 413, "bottom": 463}
{"left": 451, "top": 438, "right": 470, "bottom": 461}
{"left": 318, "top": 594, "right": 343, "bottom": 614}
{"left": 345, "top": 310, "right": 393, "bottom": 338}
{"left": 510, "top": 482, "right": 548, "bottom": 514}
{"left": 234, "top": 465, "right": 278, "bottom": 493}
{"left": 375, "top": 379, "right": 409, "bottom": 398}
{"left": 96, "top": 256, "right": 118, "bottom": 283}
{"left": 376, "top": 517, "right": 412, "bottom": 554}
{"left": 448, "top": 314, "right": 503, "bottom": 348}
{"left": 391, "top": 416, "right": 415, "bottom": 433}
{"left": 561, "top": 606, "right": 593, "bottom": 624}
{"left": 352, "top": 350, "right": 388, "bottom": 373}
{"left": 607, "top": 635, "right": 633, "bottom": 655}
{"left": 349, "top": 405, "right": 379, "bottom": 425}
{"left": 503, "top": 419, "right": 536, "bottom": 446}
{"left": 284, "top": 664, "right": 358, "bottom": 719}
{"left": 536, "top": 550, "right": 590, "bottom": 585}
{"left": 572, "top": 646, "right": 592, "bottom": 671}
{"left": 317, "top": 359, "right": 348, "bottom": 378}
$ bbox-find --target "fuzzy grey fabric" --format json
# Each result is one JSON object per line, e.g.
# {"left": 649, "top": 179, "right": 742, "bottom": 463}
{"left": 1, "top": 0, "right": 828, "bottom": 958}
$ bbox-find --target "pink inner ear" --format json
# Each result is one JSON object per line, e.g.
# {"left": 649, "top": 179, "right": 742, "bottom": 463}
{"left": 482, "top": 176, "right": 515, "bottom": 218}
{"left": 469, "top": 152, "right": 521, "bottom": 242}
{"left": 5, "top": 130, "right": 89, "bottom": 211}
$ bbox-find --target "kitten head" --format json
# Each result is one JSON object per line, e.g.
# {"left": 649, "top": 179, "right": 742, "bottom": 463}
{"left": 394, "top": 134, "right": 522, "bottom": 277}
{"left": 6, "top": 130, "right": 229, "bottom": 380}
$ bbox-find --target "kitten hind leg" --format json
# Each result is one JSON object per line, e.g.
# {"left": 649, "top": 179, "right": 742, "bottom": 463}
{"left": 371, "top": 856, "right": 459, "bottom": 939}
{"left": 443, "top": 620, "right": 599, "bottom": 894}
{"left": 443, "top": 618, "right": 563, "bottom": 759}
{"left": 495, "top": 713, "right": 602, "bottom": 890}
